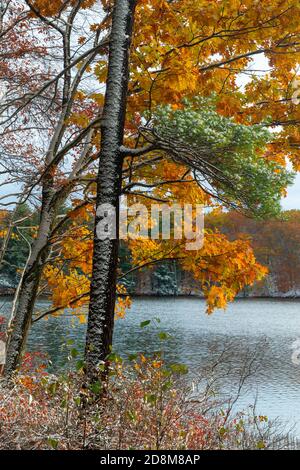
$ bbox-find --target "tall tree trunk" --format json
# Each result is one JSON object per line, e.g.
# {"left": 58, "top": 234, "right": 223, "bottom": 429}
{"left": 85, "top": 0, "right": 136, "bottom": 377}
{"left": 3, "top": 180, "right": 56, "bottom": 375}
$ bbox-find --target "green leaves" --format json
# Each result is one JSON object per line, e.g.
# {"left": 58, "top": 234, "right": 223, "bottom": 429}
{"left": 219, "top": 427, "right": 227, "bottom": 438}
{"left": 157, "top": 331, "right": 172, "bottom": 341}
{"left": 144, "top": 393, "right": 157, "bottom": 405}
{"left": 140, "top": 320, "right": 151, "bottom": 328}
{"left": 126, "top": 410, "right": 138, "bottom": 422}
{"left": 48, "top": 438, "right": 59, "bottom": 449}
{"left": 150, "top": 97, "right": 294, "bottom": 218}
{"left": 76, "top": 359, "right": 85, "bottom": 371}
{"left": 169, "top": 363, "right": 188, "bottom": 375}
{"left": 256, "top": 440, "right": 266, "bottom": 449}
{"left": 70, "top": 348, "right": 78, "bottom": 358}
{"left": 127, "top": 353, "right": 138, "bottom": 361}
{"left": 89, "top": 381, "right": 102, "bottom": 395}
{"left": 107, "top": 352, "right": 123, "bottom": 364}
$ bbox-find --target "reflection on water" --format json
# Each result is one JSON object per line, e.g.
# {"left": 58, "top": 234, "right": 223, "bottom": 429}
{"left": 1, "top": 297, "right": 300, "bottom": 434}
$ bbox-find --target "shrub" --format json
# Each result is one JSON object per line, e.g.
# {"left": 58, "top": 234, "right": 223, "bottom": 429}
{"left": 0, "top": 351, "right": 295, "bottom": 450}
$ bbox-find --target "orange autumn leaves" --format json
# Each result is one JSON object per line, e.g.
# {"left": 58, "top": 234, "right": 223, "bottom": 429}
{"left": 44, "top": 225, "right": 266, "bottom": 317}
{"left": 190, "top": 233, "right": 268, "bottom": 314}
{"left": 29, "top": 0, "right": 97, "bottom": 17}
{"left": 127, "top": 1, "right": 300, "bottom": 133}
{"left": 129, "top": 230, "right": 267, "bottom": 314}
{"left": 43, "top": 222, "right": 131, "bottom": 322}
{"left": 0, "top": 211, "right": 8, "bottom": 239}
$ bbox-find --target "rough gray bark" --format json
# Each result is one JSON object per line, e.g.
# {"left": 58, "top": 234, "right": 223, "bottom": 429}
{"left": 85, "top": 0, "right": 136, "bottom": 376}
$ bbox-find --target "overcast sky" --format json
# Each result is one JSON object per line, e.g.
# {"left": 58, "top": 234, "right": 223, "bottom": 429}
{"left": 281, "top": 173, "right": 300, "bottom": 210}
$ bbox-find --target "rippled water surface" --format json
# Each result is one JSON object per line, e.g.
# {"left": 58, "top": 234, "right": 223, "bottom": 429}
{"left": 1, "top": 297, "right": 300, "bottom": 434}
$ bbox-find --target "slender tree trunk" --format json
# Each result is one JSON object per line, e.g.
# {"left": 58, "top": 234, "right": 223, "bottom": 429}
{"left": 3, "top": 180, "right": 56, "bottom": 375}
{"left": 0, "top": 204, "right": 18, "bottom": 268}
{"left": 85, "top": 0, "right": 136, "bottom": 377}
{"left": 3, "top": 133, "right": 94, "bottom": 377}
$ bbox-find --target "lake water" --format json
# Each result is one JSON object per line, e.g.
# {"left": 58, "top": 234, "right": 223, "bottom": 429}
{"left": 1, "top": 297, "right": 300, "bottom": 435}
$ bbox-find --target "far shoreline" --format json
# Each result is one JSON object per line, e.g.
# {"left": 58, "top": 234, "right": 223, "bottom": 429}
{"left": 2, "top": 291, "right": 300, "bottom": 301}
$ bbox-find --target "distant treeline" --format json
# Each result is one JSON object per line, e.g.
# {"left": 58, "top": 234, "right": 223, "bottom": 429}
{"left": 206, "top": 210, "right": 300, "bottom": 296}
{"left": 126, "top": 210, "right": 300, "bottom": 297}
{"left": 2, "top": 207, "right": 300, "bottom": 296}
